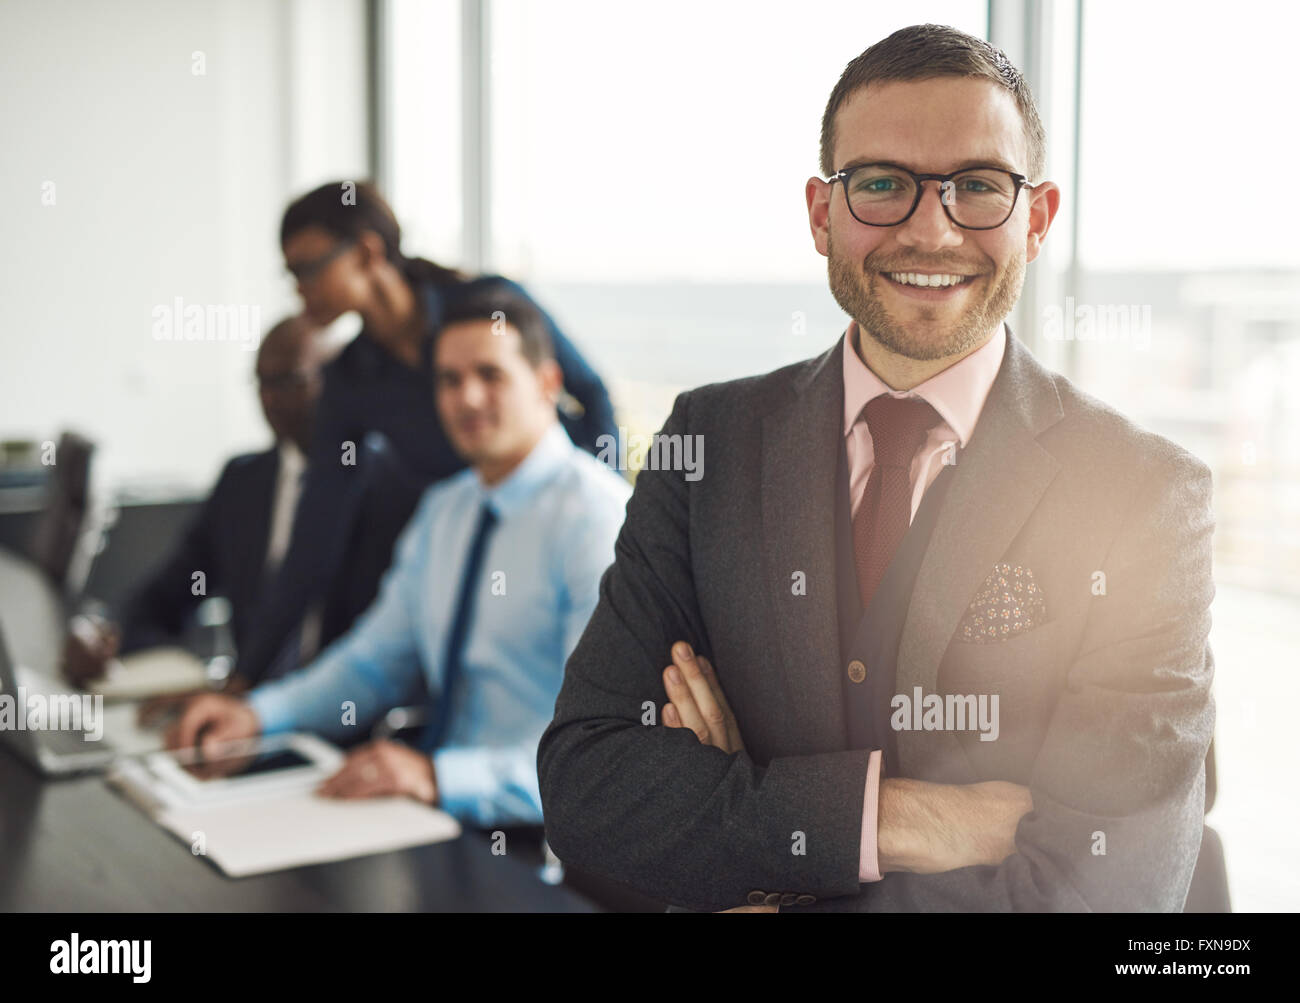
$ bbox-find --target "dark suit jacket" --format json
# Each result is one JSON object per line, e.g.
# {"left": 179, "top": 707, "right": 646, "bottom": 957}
{"left": 118, "top": 448, "right": 279, "bottom": 655}
{"left": 538, "top": 328, "right": 1216, "bottom": 912}
{"left": 120, "top": 436, "right": 420, "bottom": 675}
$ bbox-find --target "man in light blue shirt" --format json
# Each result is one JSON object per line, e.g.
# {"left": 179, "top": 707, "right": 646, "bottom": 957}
{"left": 169, "top": 285, "right": 631, "bottom": 827}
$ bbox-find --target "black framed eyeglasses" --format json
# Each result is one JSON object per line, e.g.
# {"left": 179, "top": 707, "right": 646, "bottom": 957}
{"left": 826, "top": 162, "right": 1039, "bottom": 230}
{"left": 285, "top": 239, "right": 355, "bottom": 282}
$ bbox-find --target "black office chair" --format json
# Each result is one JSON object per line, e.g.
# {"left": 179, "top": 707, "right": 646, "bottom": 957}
{"left": 26, "top": 430, "right": 95, "bottom": 595}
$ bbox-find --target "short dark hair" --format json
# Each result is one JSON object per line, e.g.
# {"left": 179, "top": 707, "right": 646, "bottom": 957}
{"left": 819, "top": 24, "right": 1046, "bottom": 182}
{"left": 436, "top": 282, "right": 555, "bottom": 368}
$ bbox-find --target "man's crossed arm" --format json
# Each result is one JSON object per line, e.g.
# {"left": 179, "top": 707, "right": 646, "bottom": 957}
{"left": 660, "top": 642, "right": 1033, "bottom": 911}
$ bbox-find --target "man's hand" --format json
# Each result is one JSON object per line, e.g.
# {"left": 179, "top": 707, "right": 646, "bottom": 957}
{"left": 962, "top": 780, "right": 1035, "bottom": 867}
{"left": 165, "top": 693, "right": 261, "bottom": 755}
{"left": 661, "top": 641, "right": 744, "bottom": 754}
{"left": 137, "top": 674, "right": 250, "bottom": 731}
{"left": 662, "top": 641, "right": 769, "bottom": 911}
{"left": 63, "top": 615, "right": 120, "bottom": 686}
{"left": 660, "top": 640, "right": 1033, "bottom": 902}
{"left": 317, "top": 739, "right": 438, "bottom": 804}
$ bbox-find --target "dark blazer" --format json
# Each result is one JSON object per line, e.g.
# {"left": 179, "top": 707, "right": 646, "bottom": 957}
{"left": 234, "top": 274, "right": 618, "bottom": 685}
{"left": 118, "top": 447, "right": 279, "bottom": 655}
{"left": 538, "top": 328, "right": 1216, "bottom": 912}
{"left": 120, "top": 435, "right": 420, "bottom": 675}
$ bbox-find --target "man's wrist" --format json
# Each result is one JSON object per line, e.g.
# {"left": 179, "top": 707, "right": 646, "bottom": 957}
{"left": 877, "top": 777, "right": 964, "bottom": 875}
{"left": 244, "top": 688, "right": 288, "bottom": 735}
{"left": 877, "top": 777, "right": 916, "bottom": 873}
{"left": 879, "top": 778, "right": 1025, "bottom": 874}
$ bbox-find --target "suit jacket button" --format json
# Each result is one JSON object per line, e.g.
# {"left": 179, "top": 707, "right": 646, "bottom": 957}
{"left": 796, "top": 894, "right": 816, "bottom": 905}
{"left": 847, "top": 659, "right": 867, "bottom": 683}
{"left": 780, "top": 893, "right": 797, "bottom": 906}
{"left": 747, "top": 890, "right": 767, "bottom": 906}
{"left": 763, "top": 892, "right": 782, "bottom": 907}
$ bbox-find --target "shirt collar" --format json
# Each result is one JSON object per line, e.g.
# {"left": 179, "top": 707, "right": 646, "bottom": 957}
{"left": 277, "top": 439, "right": 307, "bottom": 478}
{"left": 841, "top": 319, "right": 1007, "bottom": 448}
{"left": 472, "top": 420, "right": 573, "bottom": 520}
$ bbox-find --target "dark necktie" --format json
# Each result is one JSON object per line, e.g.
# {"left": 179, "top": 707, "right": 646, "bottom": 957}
{"left": 852, "top": 395, "right": 942, "bottom": 610}
{"left": 418, "top": 501, "right": 500, "bottom": 752}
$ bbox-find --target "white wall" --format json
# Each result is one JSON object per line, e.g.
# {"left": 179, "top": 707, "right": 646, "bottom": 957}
{"left": 0, "top": 0, "right": 369, "bottom": 492}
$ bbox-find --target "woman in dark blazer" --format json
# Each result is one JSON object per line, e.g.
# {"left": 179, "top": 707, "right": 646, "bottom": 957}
{"left": 237, "top": 181, "right": 618, "bottom": 685}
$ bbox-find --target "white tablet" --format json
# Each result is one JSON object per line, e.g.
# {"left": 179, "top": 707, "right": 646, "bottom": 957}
{"left": 143, "top": 732, "right": 343, "bottom": 804}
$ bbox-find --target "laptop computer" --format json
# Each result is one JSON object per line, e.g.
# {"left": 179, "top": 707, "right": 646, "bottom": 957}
{"left": 0, "top": 619, "right": 118, "bottom": 775}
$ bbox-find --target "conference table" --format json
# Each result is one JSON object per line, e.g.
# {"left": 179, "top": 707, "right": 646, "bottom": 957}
{"left": 0, "top": 545, "right": 598, "bottom": 913}
{"left": 0, "top": 751, "right": 596, "bottom": 912}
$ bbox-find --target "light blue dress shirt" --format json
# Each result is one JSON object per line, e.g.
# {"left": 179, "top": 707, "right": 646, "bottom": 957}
{"left": 246, "top": 421, "right": 631, "bottom": 826}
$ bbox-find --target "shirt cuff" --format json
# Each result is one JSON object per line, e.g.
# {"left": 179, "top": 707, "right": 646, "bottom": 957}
{"left": 858, "top": 748, "right": 884, "bottom": 883}
{"left": 431, "top": 746, "right": 494, "bottom": 822}
{"left": 245, "top": 686, "right": 296, "bottom": 736}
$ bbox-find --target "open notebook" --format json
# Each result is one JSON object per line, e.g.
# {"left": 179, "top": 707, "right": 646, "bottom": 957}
{"left": 107, "top": 734, "right": 461, "bottom": 877}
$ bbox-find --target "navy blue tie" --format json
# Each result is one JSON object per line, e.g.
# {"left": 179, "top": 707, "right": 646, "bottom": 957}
{"left": 418, "top": 501, "right": 499, "bottom": 752}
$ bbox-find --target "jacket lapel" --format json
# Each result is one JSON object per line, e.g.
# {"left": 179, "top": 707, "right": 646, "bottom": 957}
{"left": 760, "top": 336, "right": 848, "bottom": 749}
{"left": 894, "top": 328, "right": 1065, "bottom": 775}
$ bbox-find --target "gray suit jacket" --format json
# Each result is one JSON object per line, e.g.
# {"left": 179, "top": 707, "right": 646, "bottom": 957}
{"left": 537, "top": 328, "right": 1215, "bottom": 912}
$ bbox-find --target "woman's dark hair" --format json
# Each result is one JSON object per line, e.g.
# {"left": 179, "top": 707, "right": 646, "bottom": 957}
{"left": 279, "top": 180, "right": 468, "bottom": 287}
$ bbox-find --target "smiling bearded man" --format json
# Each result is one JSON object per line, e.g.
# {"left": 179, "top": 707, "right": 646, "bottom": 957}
{"left": 538, "top": 23, "right": 1216, "bottom": 915}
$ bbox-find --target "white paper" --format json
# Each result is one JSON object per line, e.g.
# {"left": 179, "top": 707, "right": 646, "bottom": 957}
{"left": 91, "top": 647, "right": 209, "bottom": 701}
{"left": 158, "top": 790, "right": 462, "bottom": 878}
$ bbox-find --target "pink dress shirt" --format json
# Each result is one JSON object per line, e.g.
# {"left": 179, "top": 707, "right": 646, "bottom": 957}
{"left": 844, "top": 319, "right": 1007, "bottom": 882}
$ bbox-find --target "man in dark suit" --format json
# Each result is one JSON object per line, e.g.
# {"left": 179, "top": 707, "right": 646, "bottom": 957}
{"left": 537, "top": 25, "right": 1215, "bottom": 912}
{"left": 63, "top": 316, "right": 419, "bottom": 691}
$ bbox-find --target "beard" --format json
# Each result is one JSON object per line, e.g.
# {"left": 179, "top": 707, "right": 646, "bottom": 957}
{"left": 826, "top": 225, "right": 1024, "bottom": 362}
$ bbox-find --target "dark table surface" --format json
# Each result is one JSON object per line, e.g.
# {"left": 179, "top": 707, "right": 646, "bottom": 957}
{"left": 0, "top": 543, "right": 600, "bottom": 914}
{"left": 0, "top": 750, "right": 598, "bottom": 912}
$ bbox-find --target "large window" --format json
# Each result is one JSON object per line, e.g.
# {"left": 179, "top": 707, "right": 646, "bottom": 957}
{"left": 389, "top": 0, "right": 989, "bottom": 437}
{"left": 1071, "top": 0, "right": 1300, "bottom": 594}
{"left": 1066, "top": 0, "right": 1300, "bottom": 912}
{"left": 490, "top": 1, "right": 988, "bottom": 432}
{"left": 385, "top": 0, "right": 463, "bottom": 272}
